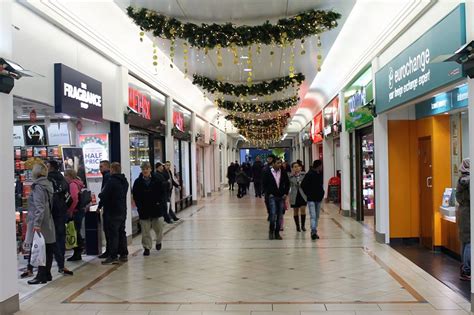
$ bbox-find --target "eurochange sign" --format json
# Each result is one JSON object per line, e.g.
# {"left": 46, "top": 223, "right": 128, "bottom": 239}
{"left": 375, "top": 4, "right": 466, "bottom": 114}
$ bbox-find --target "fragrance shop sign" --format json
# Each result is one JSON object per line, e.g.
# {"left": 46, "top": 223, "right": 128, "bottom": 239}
{"left": 375, "top": 4, "right": 466, "bottom": 114}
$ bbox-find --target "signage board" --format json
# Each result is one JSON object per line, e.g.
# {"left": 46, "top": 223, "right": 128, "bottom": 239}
{"left": 127, "top": 82, "right": 166, "bottom": 133}
{"left": 24, "top": 124, "right": 47, "bottom": 146}
{"left": 345, "top": 80, "right": 374, "bottom": 131}
{"left": 13, "top": 125, "right": 24, "bottom": 146}
{"left": 79, "top": 134, "right": 109, "bottom": 178}
{"left": 61, "top": 147, "right": 87, "bottom": 185}
{"left": 47, "top": 122, "right": 70, "bottom": 145}
{"left": 310, "top": 112, "right": 323, "bottom": 143}
{"left": 323, "top": 96, "right": 340, "bottom": 136}
{"left": 173, "top": 111, "right": 185, "bottom": 132}
{"left": 375, "top": 4, "right": 466, "bottom": 113}
{"left": 415, "top": 83, "right": 468, "bottom": 119}
{"left": 54, "top": 63, "right": 103, "bottom": 122}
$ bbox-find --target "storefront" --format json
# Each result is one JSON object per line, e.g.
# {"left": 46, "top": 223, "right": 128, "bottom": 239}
{"left": 309, "top": 112, "right": 323, "bottom": 166}
{"left": 375, "top": 3, "right": 469, "bottom": 297}
{"left": 195, "top": 117, "right": 208, "bottom": 200}
{"left": 172, "top": 102, "right": 193, "bottom": 211}
{"left": 344, "top": 66, "right": 375, "bottom": 223}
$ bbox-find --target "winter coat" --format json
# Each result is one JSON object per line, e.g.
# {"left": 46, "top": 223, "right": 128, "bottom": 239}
{"left": 98, "top": 170, "right": 111, "bottom": 209}
{"left": 262, "top": 167, "right": 290, "bottom": 198}
{"left": 47, "top": 170, "right": 69, "bottom": 220}
{"left": 68, "top": 178, "right": 85, "bottom": 216}
{"left": 289, "top": 172, "right": 307, "bottom": 205}
{"left": 227, "top": 165, "right": 236, "bottom": 182}
{"left": 156, "top": 171, "right": 171, "bottom": 201}
{"left": 132, "top": 174, "right": 166, "bottom": 220}
{"left": 252, "top": 161, "right": 264, "bottom": 183}
{"left": 301, "top": 168, "right": 325, "bottom": 202}
{"left": 99, "top": 173, "right": 129, "bottom": 219}
{"left": 26, "top": 176, "right": 56, "bottom": 245}
{"left": 236, "top": 171, "right": 250, "bottom": 185}
{"left": 456, "top": 174, "right": 470, "bottom": 243}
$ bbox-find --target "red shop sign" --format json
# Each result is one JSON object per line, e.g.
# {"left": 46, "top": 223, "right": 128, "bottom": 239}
{"left": 173, "top": 111, "right": 185, "bottom": 131}
{"left": 128, "top": 86, "right": 151, "bottom": 120}
{"left": 310, "top": 112, "right": 323, "bottom": 143}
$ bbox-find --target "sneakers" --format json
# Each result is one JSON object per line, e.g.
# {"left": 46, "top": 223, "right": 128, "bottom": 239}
{"left": 143, "top": 249, "right": 150, "bottom": 256}
{"left": 98, "top": 252, "right": 109, "bottom": 259}
{"left": 268, "top": 231, "right": 274, "bottom": 240}
{"left": 156, "top": 243, "right": 162, "bottom": 251}
{"left": 101, "top": 257, "right": 119, "bottom": 265}
{"left": 59, "top": 268, "right": 74, "bottom": 276}
{"left": 311, "top": 233, "right": 317, "bottom": 240}
{"left": 119, "top": 255, "right": 128, "bottom": 262}
{"left": 275, "top": 234, "right": 283, "bottom": 240}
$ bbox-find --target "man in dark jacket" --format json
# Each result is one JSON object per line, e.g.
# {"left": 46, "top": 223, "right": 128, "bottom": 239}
{"left": 262, "top": 157, "right": 289, "bottom": 240}
{"left": 301, "top": 160, "right": 325, "bottom": 240}
{"left": 99, "top": 162, "right": 129, "bottom": 265}
{"left": 252, "top": 157, "right": 264, "bottom": 198}
{"left": 47, "top": 160, "right": 73, "bottom": 276}
{"left": 163, "top": 161, "right": 181, "bottom": 223}
{"left": 98, "top": 160, "right": 111, "bottom": 259}
{"left": 133, "top": 162, "right": 167, "bottom": 256}
{"left": 263, "top": 154, "right": 276, "bottom": 220}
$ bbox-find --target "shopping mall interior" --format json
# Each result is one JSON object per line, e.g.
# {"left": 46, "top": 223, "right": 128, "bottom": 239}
{"left": 1, "top": 0, "right": 474, "bottom": 314}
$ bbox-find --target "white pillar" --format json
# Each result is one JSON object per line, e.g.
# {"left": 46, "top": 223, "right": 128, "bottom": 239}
{"left": 165, "top": 97, "right": 175, "bottom": 206}
{"left": 204, "top": 145, "right": 212, "bottom": 197}
{"left": 340, "top": 93, "right": 351, "bottom": 216}
{"left": 190, "top": 113, "right": 197, "bottom": 204}
{"left": 0, "top": 1, "right": 19, "bottom": 314}
{"left": 374, "top": 113, "right": 390, "bottom": 243}
{"left": 214, "top": 142, "right": 220, "bottom": 191}
{"left": 323, "top": 137, "right": 334, "bottom": 198}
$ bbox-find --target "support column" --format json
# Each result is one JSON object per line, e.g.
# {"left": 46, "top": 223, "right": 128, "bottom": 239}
{"left": 165, "top": 97, "right": 175, "bottom": 206}
{"left": 0, "top": 1, "right": 20, "bottom": 314}
{"left": 374, "top": 113, "right": 390, "bottom": 243}
{"left": 340, "top": 93, "right": 351, "bottom": 216}
{"left": 190, "top": 113, "right": 197, "bottom": 204}
{"left": 323, "top": 137, "right": 334, "bottom": 198}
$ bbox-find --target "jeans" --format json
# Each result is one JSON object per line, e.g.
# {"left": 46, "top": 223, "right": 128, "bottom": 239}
{"left": 53, "top": 216, "right": 66, "bottom": 270}
{"left": 107, "top": 216, "right": 128, "bottom": 259}
{"left": 141, "top": 217, "right": 164, "bottom": 249}
{"left": 268, "top": 195, "right": 284, "bottom": 233}
{"left": 307, "top": 201, "right": 322, "bottom": 233}
{"left": 462, "top": 243, "right": 471, "bottom": 274}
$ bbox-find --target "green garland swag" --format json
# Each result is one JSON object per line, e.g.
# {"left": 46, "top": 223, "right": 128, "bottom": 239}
{"left": 227, "top": 113, "right": 290, "bottom": 128}
{"left": 217, "top": 96, "right": 298, "bottom": 113}
{"left": 127, "top": 7, "right": 341, "bottom": 49}
{"left": 193, "top": 73, "right": 304, "bottom": 96}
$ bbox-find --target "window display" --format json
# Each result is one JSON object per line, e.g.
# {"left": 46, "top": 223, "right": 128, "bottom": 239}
{"left": 129, "top": 130, "right": 150, "bottom": 166}
{"left": 361, "top": 133, "right": 375, "bottom": 215}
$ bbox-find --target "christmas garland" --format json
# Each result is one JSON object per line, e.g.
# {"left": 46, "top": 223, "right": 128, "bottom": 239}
{"left": 193, "top": 73, "right": 304, "bottom": 96}
{"left": 127, "top": 7, "right": 341, "bottom": 49}
{"left": 217, "top": 96, "right": 298, "bottom": 113}
{"left": 227, "top": 113, "right": 290, "bottom": 129}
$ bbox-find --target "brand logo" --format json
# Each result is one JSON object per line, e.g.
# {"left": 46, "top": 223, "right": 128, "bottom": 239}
{"left": 391, "top": 48, "right": 430, "bottom": 85}
{"left": 64, "top": 82, "right": 102, "bottom": 110}
{"left": 128, "top": 86, "right": 151, "bottom": 120}
{"left": 388, "top": 68, "right": 394, "bottom": 89}
{"left": 348, "top": 88, "right": 366, "bottom": 113}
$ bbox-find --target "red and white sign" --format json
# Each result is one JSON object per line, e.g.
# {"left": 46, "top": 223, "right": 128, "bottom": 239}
{"left": 173, "top": 111, "right": 185, "bottom": 132}
{"left": 310, "top": 112, "right": 323, "bottom": 143}
{"left": 128, "top": 86, "right": 151, "bottom": 120}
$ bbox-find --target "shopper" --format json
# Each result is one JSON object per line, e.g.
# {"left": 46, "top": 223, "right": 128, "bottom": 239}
{"left": 456, "top": 158, "right": 470, "bottom": 281}
{"left": 98, "top": 160, "right": 111, "bottom": 259}
{"left": 301, "top": 160, "right": 325, "bottom": 240}
{"left": 25, "top": 162, "right": 56, "bottom": 284}
{"left": 164, "top": 161, "right": 181, "bottom": 223}
{"left": 252, "top": 157, "right": 264, "bottom": 198}
{"left": 289, "top": 162, "right": 307, "bottom": 232}
{"left": 99, "top": 162, "right": 129, "bottom": 265}
{"left": 282, "top": 161, "right": 291, "bottom": 174}
{"left": 227, "top": 162, "right": 236, "bottom": 191}
{"left": 236, "top": 166, "right": 250, "bottom": 198}
{"left": 64, "top": 169, "right": 85, "bottom": 262}
{"left": 263, "top": 154, "right": 276, "bottom": 221}
{"left": 262, "top": 158, "right": 290, "bottom": 240}
{"left": 243, "top": 162, "right": 253, "bottom": 191}
{"left": 133, "top": 162, "right": 166, "bottom": 256}
{"left": 47, "top": 160, "right": 73, "bottom": 276}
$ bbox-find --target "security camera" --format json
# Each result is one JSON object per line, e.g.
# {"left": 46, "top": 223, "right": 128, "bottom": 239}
{"left": 432, "top": 41, "right": 474, "bottom": 78}
{"left": 0, "top": 58, "right": 44, "bottom": 94}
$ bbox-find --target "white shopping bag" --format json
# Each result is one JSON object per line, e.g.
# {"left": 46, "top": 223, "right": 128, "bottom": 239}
{"left": 30, "top": 232, "right": 46, "bottom": 267}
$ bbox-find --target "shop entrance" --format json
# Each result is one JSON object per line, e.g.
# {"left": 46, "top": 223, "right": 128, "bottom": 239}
{"left": 419, "top": 137, "right": 433, "bottom": 249}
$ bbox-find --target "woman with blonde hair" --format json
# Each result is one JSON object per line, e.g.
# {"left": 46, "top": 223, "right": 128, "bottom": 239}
{"left": 24, "top": 162, "right": 56, "bottom": 284}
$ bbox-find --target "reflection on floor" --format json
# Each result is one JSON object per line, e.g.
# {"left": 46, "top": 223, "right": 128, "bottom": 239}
{"left": 391, "top": 242, "right": 470, "bottom": 301}
{"left": 16, "top": 190, "right": 472, "bottom": 314}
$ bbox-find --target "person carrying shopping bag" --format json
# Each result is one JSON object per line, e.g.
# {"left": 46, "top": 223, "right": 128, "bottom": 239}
{"left": 64, "top": 169, "right": 86, "bottom": 262}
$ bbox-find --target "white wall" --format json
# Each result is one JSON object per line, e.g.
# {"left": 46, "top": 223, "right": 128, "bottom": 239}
{"left": 323, "top": 137, "right": 334, "bottom": 197}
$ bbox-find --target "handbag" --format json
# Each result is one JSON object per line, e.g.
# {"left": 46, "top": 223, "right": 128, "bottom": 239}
{"left": 30, "top": 231, "right": 46, "bottom": 267}
{"left": 65, "top": 221, "right": 77, "bottom": 250}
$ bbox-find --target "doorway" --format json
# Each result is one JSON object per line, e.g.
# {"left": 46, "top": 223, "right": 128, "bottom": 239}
{"left": 419, "top": 137, "right": 433, "bottom": 249}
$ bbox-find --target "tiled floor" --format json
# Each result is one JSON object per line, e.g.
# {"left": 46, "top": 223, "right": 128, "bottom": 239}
{"left": 16, "top": 190, "right": 473, "bottom": 314}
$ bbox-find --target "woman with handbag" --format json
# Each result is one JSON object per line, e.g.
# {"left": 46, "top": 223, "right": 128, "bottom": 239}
{"left": 65, "top": 169, "right": 85, "bottom": 262}
{"left": 289, "top": 162, "right": 307, "bottom": 232}
{"left": 24, "top": 162, "right": 56, "bottom": 284}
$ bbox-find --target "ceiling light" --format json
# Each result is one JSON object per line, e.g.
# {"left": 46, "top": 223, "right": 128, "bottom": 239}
{"left": 252, "top": 98, "right": 258, "bottom": 101}
{"left": 244, "top": 68, "right": 252, "bottom": 72}
{"left": 240, "top": 56, "right": 249, "bottom": 59}
{"left": 63, "top": 114, "right": 71, "bottom": 119}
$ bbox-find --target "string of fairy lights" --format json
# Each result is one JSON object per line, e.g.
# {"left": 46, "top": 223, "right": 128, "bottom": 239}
{"left": 127, "top": 5, "right": 341, "bottom": 146}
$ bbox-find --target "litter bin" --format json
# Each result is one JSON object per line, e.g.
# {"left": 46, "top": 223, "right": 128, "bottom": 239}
{"left": 84, "top": 207, "right": 102, "bottom": 255}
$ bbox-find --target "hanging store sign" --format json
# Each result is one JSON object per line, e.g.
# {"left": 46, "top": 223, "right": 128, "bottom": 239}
{"left": 79, "top": 134, "right": 109, "bottom": 178}
{"left": 310, "top": 112, "right": 323, "bottom": 143}
{"left": 415, "top": 83, "right": 468, "bottom": 119}
{"left": 375, "top": 4, "right": 466, "bottom": 113}
{"left": 54, "top": 63, "right": 103, "bottom": 122}
{"left": 323, "top": 96, "right": 340, "bottom": 136}
{"left": 127, "top": 80, "right": 166, "bottom": 133}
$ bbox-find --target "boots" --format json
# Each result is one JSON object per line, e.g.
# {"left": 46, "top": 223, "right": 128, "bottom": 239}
{"left": 293, "top": 216, "right": 301, "bottom": 232}
{"left": 67, "top": 247, "right": 82, "bottom": 261}
{"left": 301, "top": 215, "right": 306, "bottom": 232}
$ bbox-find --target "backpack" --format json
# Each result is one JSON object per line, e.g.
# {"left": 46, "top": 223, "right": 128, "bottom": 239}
{"left": 77, "top": 188, "right": 92, "bottom": 210}
{"left": 49, "top": 176, "right": 71, "bottom": 217}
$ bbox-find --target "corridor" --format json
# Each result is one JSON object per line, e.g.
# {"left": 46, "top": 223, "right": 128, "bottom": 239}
{"left": 17, "top": 191, "right": 471, "bottom": 315}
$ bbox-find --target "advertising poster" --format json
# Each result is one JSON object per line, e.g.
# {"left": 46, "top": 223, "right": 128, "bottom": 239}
{"left": 79, "top": 134, "right": 109, "bottom": 178}
{"left": 47, "top": 122, "right": 70, "bottom": 145}
{"left": 13, "top": 125, "right": 25, "bottom": 147}
{"left": 61, "top": 147, "right": 87, "bottom": 185}
{"left": 24, "top": 124, "right": 48, "bottom": 146}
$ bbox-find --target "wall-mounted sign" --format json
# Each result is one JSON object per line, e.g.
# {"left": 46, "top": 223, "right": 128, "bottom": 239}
{"left": 62, "top": 147, "right": 87, "bottom": 185}
{"left": 128, "top": 85, "right": 151, "bottom": 120}
{"left": 345, "top": 79, "right": 374, "bottom": 132}
{"left": 79, "top": 134, "right": 109, "bottom": 178}
{"left": 310, "top": 112, "right": 323, "bottom": 143}
{"left": 47, "top": 122, "right": 70, "bottom": 145}
{"left": 13, "top": 125, "right": 25, "bottom": 146}
{"left": 375, "top": 4, "right": 466, "bottom": 113}
{"left": 54, "top": 63, "right": 103, "bottom": 122}
{"left": 173, "top": 111, "right": 185, "bottom": 132}
{"left": 24, "top": 124, "right": 47, "bottom": 146}
{"left": 323, "top": 96, "right": 340, "bottom": 136}
{"left": 415, "top": 83, "right": 468, "bottom": 119}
